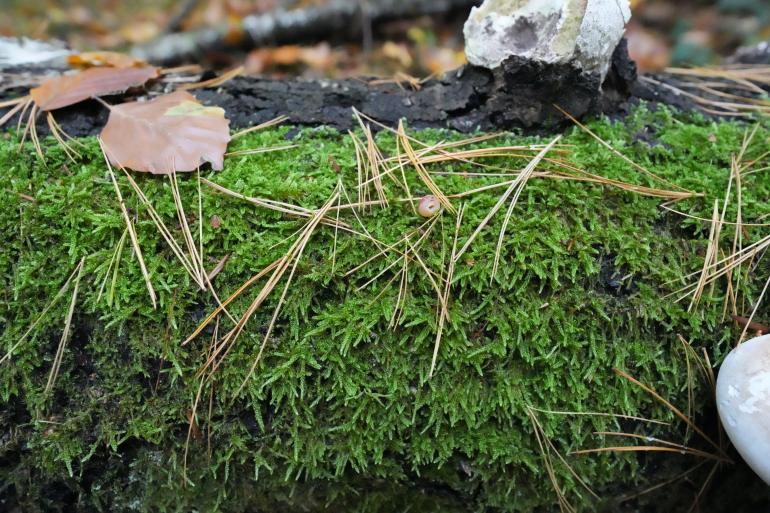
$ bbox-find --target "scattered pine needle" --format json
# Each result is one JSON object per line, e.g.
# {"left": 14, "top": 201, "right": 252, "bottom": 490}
{"left": 454, "top": 136, "right": 561, "bottom": 264}
{"left": 397, "top": 119, "right": 455, "bottom": 214}
{"left": 689, "top": 199, "right": 722, "bottom": 311}
{"left": 225, "top": 144, "right": 297, "bottom": 157}
{"left": 207, "top": 254, "right": 230, "bottom": 282}
{"left": 1, "top": 259, "right": 85, "bottom": 365}
{"left": 571, "top": 444, "right": 727, "bottom": 462}
{"left": 430, "top": 203, "right": 464, "bottom": 377}
{"left": 231, "top": 115, "right": 289, "bottom": 139}
{"left": 179, "top": 65, "right": 243, "bottom": 91}
{"left": 46, "top": 112, "right": 85, "bottom": 161}
{"left": 555, "top": 104, "right": 690, "bottom": 193}
{"left": 183, "top": 259, "right": 283, "bottom": 347}
{"left": 613, "top": 368, "right": 729, "bottom": 460}
{"left": 526, "top": 406, "right": 599, "bottom": 512}
{"left": 100, "top": 138, "right": 158, "bottom": 309}
{"left": 96, "top": 227, "right": 129, "bottom": 306}
{"left": 202, "top": 178, "right": 348, "bottom": 229}
{"left": 0, "top": 96, "right": 31, "bottom": 127}
{"left": 45, "top": 257, "right": 85, "bottom": 394}
{"left": 235, "top": 185, "right": 340, "bottom": 394}
{"left": 527, "top": 406, "right": 670, "bottom": 426}
{"left": 574, "top": 431, "right": 730, "bottom": 462}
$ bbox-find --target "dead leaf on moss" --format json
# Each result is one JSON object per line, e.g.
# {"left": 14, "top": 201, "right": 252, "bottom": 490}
{"left": 100, "top": 91, "right": 230, "bottom": 174}
{"left": 67, "top": 51, "right": 148, "bottom": 69}
{"left": 30, "top": 66, "right": 159, "bottom": 111}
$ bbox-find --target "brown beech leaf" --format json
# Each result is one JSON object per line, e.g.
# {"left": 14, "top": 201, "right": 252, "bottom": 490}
{"left": 100, "top": 91, "right": 230, "bottom": 174}
{"left": 67, "top": 51, "right": 148, "bottom": 69}
{"left": 30, "top": 66, "right": 159, "bottom": 111}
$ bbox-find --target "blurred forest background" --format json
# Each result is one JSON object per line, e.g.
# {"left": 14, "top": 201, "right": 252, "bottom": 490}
{"left": 2, "top": 0, "right": 769, "bottom": 76}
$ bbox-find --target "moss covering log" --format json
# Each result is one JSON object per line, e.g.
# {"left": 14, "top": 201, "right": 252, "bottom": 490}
{"left": 1, "top": 105, "right": 770, "bottom": 511}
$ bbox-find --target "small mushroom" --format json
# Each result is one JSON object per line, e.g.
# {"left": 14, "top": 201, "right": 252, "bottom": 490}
{"left": 716, "top": 333, "right": 770, "bottom": 484}
{"left": 417, "top": 195, "right": 441, "bottom": 218}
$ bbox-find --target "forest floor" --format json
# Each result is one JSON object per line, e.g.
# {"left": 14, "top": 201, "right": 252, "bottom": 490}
{"left": 1, "top": 103, "right": 770, "bottom": 512}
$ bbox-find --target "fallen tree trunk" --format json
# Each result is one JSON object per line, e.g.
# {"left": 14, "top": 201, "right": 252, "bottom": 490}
{"left": 0, "top": 40, "right": 638, "bottom": 137}
{"left": 133, "top": 0, "right": 481, "bottom": 65}
{"left": 2, "top": 39, "right": 769, "bottom": 138}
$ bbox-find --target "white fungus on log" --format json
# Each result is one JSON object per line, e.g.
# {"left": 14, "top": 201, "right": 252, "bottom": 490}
{"left": 463, "top": 0, "right": 631, "bottom": 80}
{"left": 716, "top": 333, "right": 770, "bottom": 484}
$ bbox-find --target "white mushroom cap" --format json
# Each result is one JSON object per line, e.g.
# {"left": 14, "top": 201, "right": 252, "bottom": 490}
{"left": 716, "top": 333, "right": 770, "bottom": 484}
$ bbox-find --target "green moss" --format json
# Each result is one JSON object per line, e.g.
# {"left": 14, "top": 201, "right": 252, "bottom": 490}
{"left": 1, "top": 105, "right": 769, "bottom": 512}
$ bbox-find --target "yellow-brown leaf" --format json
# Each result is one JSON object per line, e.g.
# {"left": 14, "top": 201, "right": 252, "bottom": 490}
{"left": 67, "top": 51, "right": 148, "bottom": 69}
{"left": 31, "top": 66, "right": 159, "bottom": 111}
{"left": 100, "top": 91, "right": 230, "bottom": 174}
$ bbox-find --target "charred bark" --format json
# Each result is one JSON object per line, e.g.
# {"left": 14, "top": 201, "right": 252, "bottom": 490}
{"left": 0, "top": 40, "right": 641, "bottom": 138}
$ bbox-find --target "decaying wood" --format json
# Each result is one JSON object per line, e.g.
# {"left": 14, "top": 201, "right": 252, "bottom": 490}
{"left": 0, "top": 40, "right": 639, "bottom": 137}
{"left": 3, "top": 39, "right": 770, "bottom": 138}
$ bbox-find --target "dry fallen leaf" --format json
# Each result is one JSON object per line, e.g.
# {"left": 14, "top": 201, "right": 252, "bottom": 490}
{"left": 100, "top": 91, "right": 231, "bottom": 174}
{"left": 244, "top": 43, "right": 335, "bottom": 74}
{"left": 67, "top": 51, "right": 148, "bottom": 69}
{"left": 626, "top": 22, "right": 671, "bottom": 72}
{"left": 31, "top": 66, "right": 159, "bottom": 111}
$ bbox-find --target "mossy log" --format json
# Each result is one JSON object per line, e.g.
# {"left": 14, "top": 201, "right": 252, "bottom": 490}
{"left": 1, "top": 106, "right": 770, "bottom": 512}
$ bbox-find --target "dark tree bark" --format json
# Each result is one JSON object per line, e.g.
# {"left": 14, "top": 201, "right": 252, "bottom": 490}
{"left": 0, "top": 40, "right": 641, "bottom": 137}
{"left": 3, "top": 39, "right": 769, "bottom": 139}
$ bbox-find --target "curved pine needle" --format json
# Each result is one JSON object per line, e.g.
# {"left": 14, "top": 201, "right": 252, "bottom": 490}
{"left": 613, "top": 368, "right": 729, "bottom": 460}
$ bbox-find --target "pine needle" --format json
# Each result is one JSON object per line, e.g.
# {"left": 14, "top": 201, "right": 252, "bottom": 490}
{"left": 45, "top": 257, "right": 85, "bottom": 394}
{"left": 231, "top": 115, "right": 290, "bottom": 139}
{"left": 27, "top": 104, "right": 45, "bottom": 165}
{"left": 0, "top": 95, "right": 29, "bottom": 109}
{"left": 0, "top": 96, "right": 31, "bottom": 127}
{"left": 179, "top": 65, "right": 243, "bottom": 91}
{"left": 235, "top": 185, "right": 340, "bottom": 394}
{"left": 202, "top": 178, "right": 348, "bottom": 228}
{"left": 526, "top": 406, "right": 598, "bottom": 513}
{"left": 527, "top": 406, "right": 670, "bottom": 426}
{"left": 96, "top": 227, "right": 129, "bottom": 306}
{"left": 100, "top": 138, "right": 157, "bottom": 309}
{"left": 571, "top": 445, "right": 725, "bottom": 461}
{"left": 555, "top": 104, "right": 690, "bottom": 192}
{"left": 46, "top": 112, "right": 85, "bottom": 161}
{"left": 397, "top": 120, "right": 455, "bottom": 214}
{"left": 454, "top": 136, "right": 561, "bottom": 264}
{"left": 491, "top": 140, "right": 544, "bottom": 280}
{"left": 613, "top": 368, "right": 729, "bottom": 460}
{"left": 183, "top": 259, "right": 283, "bottom": 346}
{"left": 1, "top": 260, "right": 84, "bottom": 365}
{"left": 169, "top": 169, "right": 206, "bottom": 287}
{"left": 581, "top": 432, "right": 729, "bottom": 462}
{"left": 689, "top": 199, "right": 722, "bottom": 310}
{"left": 225, "top": 144, "right": 298, "bottom": 157}
{"left": 430, "top": 203, "right": 464, "bottom": 377}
